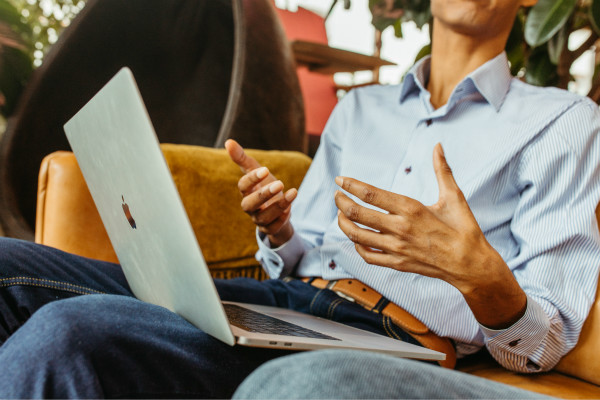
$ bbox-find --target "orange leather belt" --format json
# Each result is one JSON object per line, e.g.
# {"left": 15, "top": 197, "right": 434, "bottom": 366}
{"left": 302, "top": 277, "right": 456, "bottom": 369}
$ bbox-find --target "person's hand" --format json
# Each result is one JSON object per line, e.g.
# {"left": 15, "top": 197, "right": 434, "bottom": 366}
{"left": 334, "top": 143, "right": 527, "bottom": 329}
{"left": 225, "top": 139, "right": 297, "bottom": 247}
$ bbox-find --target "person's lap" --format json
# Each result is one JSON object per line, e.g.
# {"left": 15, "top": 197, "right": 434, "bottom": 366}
{"left": 233, "top": 350, "right": 555, "bottom": 399}
{"left": 0, "top": 238, "right": 293, "bottom": 398}
{"left": 0, "top": 237, "right": 423, "bottom": 398}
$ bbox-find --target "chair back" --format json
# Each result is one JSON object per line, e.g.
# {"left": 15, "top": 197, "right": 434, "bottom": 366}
{"left": 0, "top": 0, "right": 305, "bottom": 239}
{"left": 555, "top": 204, "right": 600, "bottom": 384}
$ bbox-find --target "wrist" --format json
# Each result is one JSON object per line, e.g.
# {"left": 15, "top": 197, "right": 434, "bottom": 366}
{"left": 466, "top": 260, "right": 527, "bottom": 329}
{"left": 267, "top": 224, "right": 294, "bottom": 248}
{"left": 456, "top": 242, "right": 527, "bottom": 330}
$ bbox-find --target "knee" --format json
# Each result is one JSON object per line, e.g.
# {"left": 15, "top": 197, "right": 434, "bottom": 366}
{"left": 0, "top": 295, "right": 125, "bottom": 398}
{"left": 234, "top": 350, "right": 418, "bottom": 399}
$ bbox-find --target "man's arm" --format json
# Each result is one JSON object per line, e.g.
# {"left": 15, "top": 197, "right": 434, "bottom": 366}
{"left": 334, "top": 98, "right": 600, "bottom": 373}
{"left": 334, "top": 143, "right": 527, "bottom": 329}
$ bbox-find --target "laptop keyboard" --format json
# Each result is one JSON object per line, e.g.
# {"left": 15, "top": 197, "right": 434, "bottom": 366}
{"left": 223, "top": 303, "right": 340, "bottom": 341}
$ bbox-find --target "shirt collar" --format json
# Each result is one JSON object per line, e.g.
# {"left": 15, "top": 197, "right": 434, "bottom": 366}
{"left": 399, "top": 52, "right": 512, "bottom": 112}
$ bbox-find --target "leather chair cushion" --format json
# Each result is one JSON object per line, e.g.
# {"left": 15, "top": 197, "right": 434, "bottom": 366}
{"left": 35, "top": 145, "right": 600, "bottom": 395}
{"left": 457, "top": 351, "right": 600, "bottom": 398}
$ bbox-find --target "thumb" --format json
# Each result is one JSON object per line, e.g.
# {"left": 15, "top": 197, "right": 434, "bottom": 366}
{"left": 433, "top": 143, "right": 461, "bottom": 200}
{"left": 225, "top": 139, "right": 261, "bottom": 173}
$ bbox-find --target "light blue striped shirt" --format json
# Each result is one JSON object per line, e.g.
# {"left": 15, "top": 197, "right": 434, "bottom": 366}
{"left": 256, "top": 52, "right": 600, "bottom": 373}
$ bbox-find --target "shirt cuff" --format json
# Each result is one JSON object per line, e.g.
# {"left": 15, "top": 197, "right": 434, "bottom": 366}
{"left": 255, "top": 229, "right": 305, "bottom": 279}
{"left": 480, "top": 296, "right": 551, "bottom": 372}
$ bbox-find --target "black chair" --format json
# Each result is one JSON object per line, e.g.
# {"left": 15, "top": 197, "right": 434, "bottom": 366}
{"left": 0, "top": 0, "right": 305, "bottom": 239}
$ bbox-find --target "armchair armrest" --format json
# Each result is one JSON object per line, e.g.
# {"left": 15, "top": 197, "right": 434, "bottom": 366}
{"left": 36, "top": 143, "right": 311, "bottom": 279}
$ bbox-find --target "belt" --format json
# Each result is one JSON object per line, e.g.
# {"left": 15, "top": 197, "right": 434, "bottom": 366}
{"left": 302, "top": 277, "right": 456, "bottom": 369}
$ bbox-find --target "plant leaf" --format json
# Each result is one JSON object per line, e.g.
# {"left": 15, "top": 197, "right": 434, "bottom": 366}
{"left": 524, "top": 0, "right": 576, "bottom": 47}
{"left": 525, "top": 46, "right": 559, "bottom": 86}
{"left": 590, "top": 0, "right": 600, "bottom": 35}
{"left": 414, "top": 43, "right": 431, "bottom": 63}
{"left": 0, "top": 0, "right": 32, "bottom": 42}
{"left": 506, "top": 15, "right": 525, "bottom": 76}
{"left": 393, "top": 19, "right": 403, "bottom": 38}
{"left": 547, "top": 23, "right": 568, "bottom": 65}
{"left": 0, "top": 46, "right": 33, "bottom": 116}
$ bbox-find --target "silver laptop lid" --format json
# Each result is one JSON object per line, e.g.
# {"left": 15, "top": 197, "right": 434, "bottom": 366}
{"left": 64, "top": 67, "right": 235, "bottom": 345}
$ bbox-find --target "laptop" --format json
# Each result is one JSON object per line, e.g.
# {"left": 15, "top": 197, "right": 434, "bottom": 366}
{"left": 63, "top": 67, "right": 445, "bottom": 362}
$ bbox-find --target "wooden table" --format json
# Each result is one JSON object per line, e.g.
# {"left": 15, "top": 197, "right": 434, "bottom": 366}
{"left": 291, "top": 40, "right": 395, "bottom": 75}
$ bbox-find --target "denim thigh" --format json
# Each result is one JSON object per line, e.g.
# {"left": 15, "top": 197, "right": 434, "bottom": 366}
{"left": 0, "top": 238, "right": 423, "bottom": 398}
{"left": 0, "top": 237, "right": 132, "bottom": 343}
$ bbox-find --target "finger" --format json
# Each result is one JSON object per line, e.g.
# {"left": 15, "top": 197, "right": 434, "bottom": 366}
{"left": 241, "top": 180, "right": 284, "bottom": 213}
{"left": 238, "top": 166, "right": 272, "bottom": 195}
{"left": 260, "top": 187, "right": 296, "bottom": 211}
{"left": 337, "top": 211, "right": 399, "bottom": 252}
{"left": 432, "top": 143, "right": 461, "bottom": 201}
{"left": 355, "top": 244, "right": 439, "bottom": 278}
{"left": 225, "top": 139, "right": 262, "bottom": 173}
{"left": 334, "top": 176, "right": 421, "bottom": 216}
{"left": 334, "top": 190, "right": 394, "bottom": 233}
{"left": 354, "top": 244, "right": 405, "bottom": 270}
{"left": 252, "top": 189, "right": 297, "bottom": 226}
{"left": 258, "top": 211, "right": 291, "bottom": 236}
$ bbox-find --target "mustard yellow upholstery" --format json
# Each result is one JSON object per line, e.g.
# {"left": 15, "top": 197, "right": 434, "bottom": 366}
{"left": 35, "top": 144, "right": 311, "bottom": 279}
{"left": 35, "top": 144, "right": 600, "bottom": 397}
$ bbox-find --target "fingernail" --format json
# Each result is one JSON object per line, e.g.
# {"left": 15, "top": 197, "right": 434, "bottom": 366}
{"left": 284, "top": 189, "right": 296, "bottom": 202}
{"left": 335, "top": 177, "right": 343, "bottom": 186}
{"left": 256, "top": 167, "right": 268, "bottom": 179}
{"left": 269, "top": 181, "right": 283, "bottom": 194}
{"left": 438, "top": 143, "right": 445, "bottom": 156}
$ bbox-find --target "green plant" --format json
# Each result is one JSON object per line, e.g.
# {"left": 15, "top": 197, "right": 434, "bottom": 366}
{"left": 350, "top": 0, "right": 600, "bottom": 103}
{"left": 0, "top": 0, "right": 33, "bottom": 116}
{"left": 0, "top": 0, "right": 85, "bottom": 118}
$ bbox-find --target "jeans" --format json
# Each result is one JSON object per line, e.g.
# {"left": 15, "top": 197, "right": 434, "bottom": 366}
{"left": 0, "top": 237, "right": 420, "bottom": 398}
{"left": 233, "top": 350, "right": 554, "bottom": 399}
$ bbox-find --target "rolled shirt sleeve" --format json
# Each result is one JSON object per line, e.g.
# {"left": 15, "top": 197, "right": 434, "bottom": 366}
{"left": 255, "top": 229, "right": 306, "bottom": 279}
{"left": 480, "top": 296, "right": 553, "bottom": 372}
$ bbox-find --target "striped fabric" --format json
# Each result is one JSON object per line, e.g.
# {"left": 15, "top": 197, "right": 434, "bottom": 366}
{"left": 256, "top": 52, "right": 600, "bottom": 373}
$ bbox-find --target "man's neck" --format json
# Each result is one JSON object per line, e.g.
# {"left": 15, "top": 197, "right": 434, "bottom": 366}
{"left": 426, "top": 22, "right": 507, "bottom": 109}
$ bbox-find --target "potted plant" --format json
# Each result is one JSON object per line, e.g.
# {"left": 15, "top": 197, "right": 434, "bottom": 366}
{"left": 0, "top": 0, "right": 33, "bottom": 118}
{"left": 351, "top": 0, "right": 600, "bottom": 103}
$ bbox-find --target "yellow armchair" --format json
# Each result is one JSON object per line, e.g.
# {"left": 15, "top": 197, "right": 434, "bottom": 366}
{"left": 35, "top": 144, "right": 600, "bottom": 398}
{"left": 35, "top": 144, "right": 311, "bottom": 279}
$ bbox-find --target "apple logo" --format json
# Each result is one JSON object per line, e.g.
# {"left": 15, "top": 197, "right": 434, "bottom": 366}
{"left": 122, "top": 195, "right": 137, "bottom": 229}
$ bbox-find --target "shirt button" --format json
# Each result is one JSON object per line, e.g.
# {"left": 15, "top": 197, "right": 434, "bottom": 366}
{"left": 425, "top": 119, "right": 433, "bottom": 127}
{"left": 329, "top": 260, "right": 336, "bottom": 270}
{"left": 508, "top": 339, "right": 521, "bottom": 347}
{"left": 404, "top": 166, "right": 412, "bottom": 174}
